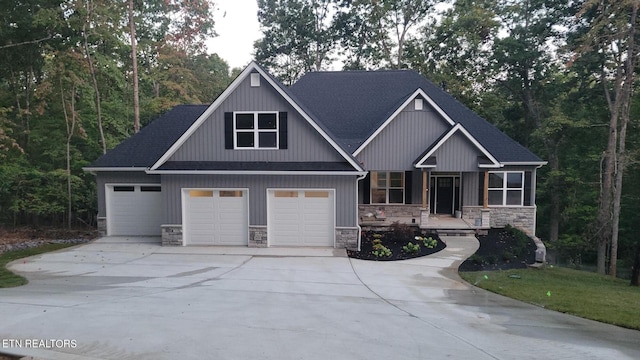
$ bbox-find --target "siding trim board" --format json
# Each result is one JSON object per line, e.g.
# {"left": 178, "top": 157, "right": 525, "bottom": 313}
{"left": 353, "top": 88, "right": 456, "bottom": 156}
{"left": 150, "top": 62, "right": 364, "bottom": 172}
{"left": 148, "top": 170, "right": 366, "bottom": 176}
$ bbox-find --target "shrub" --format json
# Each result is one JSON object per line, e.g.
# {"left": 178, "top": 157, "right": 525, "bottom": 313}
{"left": 415, "top": 235, "right": 437, "bottom": 249}
{"left": 389, "top": 222, "right": 414, "bottom": 240}
{"left": 372, "top": 239, "right": 392, "bottom": 258}
{"left": 402, "top": 242, "right": 421, "bottom": 254}
{"left": 504, "top": 225, "right": 532, "bottom": 257}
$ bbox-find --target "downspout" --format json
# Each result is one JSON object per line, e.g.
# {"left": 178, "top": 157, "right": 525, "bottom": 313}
{"left": 356, "top": 172, "right": 368, "bottom": 251}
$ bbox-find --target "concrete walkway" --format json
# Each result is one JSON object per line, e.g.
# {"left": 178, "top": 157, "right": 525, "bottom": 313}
{"left": 0, "top": 236, "right": 638, "bottom": 359}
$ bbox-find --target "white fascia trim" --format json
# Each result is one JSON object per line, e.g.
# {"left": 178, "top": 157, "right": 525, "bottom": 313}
{"left": 353, "top": 89, "right": 456, "bottom": 156}
{"left": 414, "top": 123, "right": 501, "bottom": 168}
{"left": 83, "top": 167, "right": 148, "bottom": 172}
{"left": 415, "top": 164, "right": 437, "bottom": 169}
{"left": 150, "top": 61, "right": 363, "bottom": 172}
{"left": 147, "top": 170, "right": 368, "bottom": 176}
{"left": 478, "top": 164, "right": 503, "bottom": 169}
{"left": 501, "top": 161, "right": 548, "bottom": 166}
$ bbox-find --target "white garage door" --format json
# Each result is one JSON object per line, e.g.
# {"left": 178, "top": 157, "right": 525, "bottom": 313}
{"left": 269, "top": 190, "right": 334, "bottom": 247}
{"left": 183, "top": 189, "right": 248, "bottom": 245}
{"left": 106, "top": 185, "right": 163, "bottom": 236}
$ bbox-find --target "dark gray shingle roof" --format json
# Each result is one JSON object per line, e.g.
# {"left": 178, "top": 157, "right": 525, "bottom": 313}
{"left": 88, "top": 105, "right": 208, "bottom": 168}
{"left": 289, "top": 70, "right": 543, "bottom": 163}
{"left": 89, "top": 66, "right": 543, "bottom": 170}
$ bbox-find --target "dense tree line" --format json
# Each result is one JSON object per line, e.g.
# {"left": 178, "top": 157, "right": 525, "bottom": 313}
{"left": 0, "top": 1, "right": 233, "bottom": 228}
{"left": 256, "top": 0, "right": 640, "bottom": 277}
{"left": 1, "top": 0, "right": 638, "bottom": 278}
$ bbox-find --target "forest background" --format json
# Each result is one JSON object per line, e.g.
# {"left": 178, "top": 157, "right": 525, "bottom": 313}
{"left": 1, "top": 0, "right": 638, "bottom": 277}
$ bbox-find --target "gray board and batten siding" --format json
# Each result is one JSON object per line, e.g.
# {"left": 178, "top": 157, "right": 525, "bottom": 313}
{"left": 96, "top": 172, "right": 160, "bottom": 217}
{"left": 169, "top": 73, "right": 346, "bottom": 163}
{"left": 428, "top": 131, "right": 487, "bottom": 172}
{"left": 356, "top": 103, "right": 450, "bottom": 171}
{"left": 161, "top": 174, "right": 357, "bottom": 227}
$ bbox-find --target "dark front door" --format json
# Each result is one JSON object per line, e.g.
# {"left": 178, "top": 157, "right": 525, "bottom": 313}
{"left": 430, "top": 176, "right": 461, "bottom": 215}
{"left": 436, "top": 177, "right": 454, "bottom": 214}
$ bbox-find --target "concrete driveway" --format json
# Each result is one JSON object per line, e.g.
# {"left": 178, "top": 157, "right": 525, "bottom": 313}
{"left": 0, "top": 236, "right": 639, "bottom": 360}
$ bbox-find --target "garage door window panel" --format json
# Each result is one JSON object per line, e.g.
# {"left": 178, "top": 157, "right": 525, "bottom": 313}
{"left": 114, "top": 186, "right": 134, "bottom": 192}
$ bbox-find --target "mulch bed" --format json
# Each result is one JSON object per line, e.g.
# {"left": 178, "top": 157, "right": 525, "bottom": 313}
{"left": 459, "top": 227, "right": 537, "bottom": 271}
{"left": 348, "top": 230, "right": 446, "bottom": 261}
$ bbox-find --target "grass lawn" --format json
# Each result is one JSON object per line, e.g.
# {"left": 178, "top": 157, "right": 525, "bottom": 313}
{"left": 460, "top": 267, "right": 640, "bottom": 330}
{"left": 0, "top": 243, "right": 76, "bottom": 288}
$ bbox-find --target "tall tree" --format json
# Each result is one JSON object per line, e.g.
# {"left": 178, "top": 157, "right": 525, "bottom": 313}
{"left": 573, "top": 0, "right": 640, "bottom": 276}
{"left": 338, "top": 0, "right": 434, "bottom": 69}
{"left": 255, "top": 0, "right": 339, "bottom": 83}
{"left": 489, "top": 0, "right": 570, "bottom": 256}
{"left": 128, "top": 0, "right": 140, "bottom": 133}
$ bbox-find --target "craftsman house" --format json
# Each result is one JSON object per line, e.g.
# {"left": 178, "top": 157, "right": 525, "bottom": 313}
{"left": 85, "top": 62, "right": 546, "bottom": 249}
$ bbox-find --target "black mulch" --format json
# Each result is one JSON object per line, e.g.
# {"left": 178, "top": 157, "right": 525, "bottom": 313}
{"left": 459, "top": 227, "right": 537, "bottom": 271}
{"left": 347, "top": 230, "right": 446, "bottom": 261}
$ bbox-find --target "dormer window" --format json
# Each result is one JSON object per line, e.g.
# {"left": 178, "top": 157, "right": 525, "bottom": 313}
{"left": 234, "top": 111, "right": 279, "bottom": 149}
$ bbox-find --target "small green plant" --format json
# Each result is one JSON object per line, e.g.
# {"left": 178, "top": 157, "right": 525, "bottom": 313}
{"left": 372, "top": 239, "right": 392, "bottom": 258}
{"left": 402, "top": 242, "right": 421, "bottom": 254}
{"left": 415, "top": 235, "right": 437, "bottom": 249}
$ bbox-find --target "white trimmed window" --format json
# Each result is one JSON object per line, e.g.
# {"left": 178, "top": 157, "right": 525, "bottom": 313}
{"left": 488, "top": 171, "right": 524, "bottom": 206}
{"left": 234, "top": 112, "right": 278, "bottom": 149}
{"left": 371, "top": 171, "right": 404, "bottom": 204}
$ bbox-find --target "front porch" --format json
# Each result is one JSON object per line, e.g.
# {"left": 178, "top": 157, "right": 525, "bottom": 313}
{"left": 358, "top": 204, "right": 489, "bottom": 234}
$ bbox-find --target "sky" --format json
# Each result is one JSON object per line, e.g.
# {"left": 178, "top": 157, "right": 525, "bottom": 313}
{"left": 206, "top": 0, "right": 262, "bottom": 70}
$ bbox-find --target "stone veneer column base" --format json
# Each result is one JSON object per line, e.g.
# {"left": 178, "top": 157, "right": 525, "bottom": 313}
{"left": 335, "top": 228, "right": 359, "bottom": 250}
{"left": 462, "top": 206, "right": 537, "bottom": 235}
{"left": 97, "top": 217, "right": 107, "bottom": 236}
{"left": 249, "top": 226, "right": 268, "bottom": 247}
{"left": 161, "top": 225, "right": 183, "bottom": 246}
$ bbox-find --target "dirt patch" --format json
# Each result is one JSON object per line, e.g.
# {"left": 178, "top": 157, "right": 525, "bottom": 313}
{"left": 459, "top": 226, "right": 537, "bottom": 271}
{"left": 348, "top": 224, "right": 445, "bottom": 261}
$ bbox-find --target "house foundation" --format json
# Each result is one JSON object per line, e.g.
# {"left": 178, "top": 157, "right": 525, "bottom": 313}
{"left": 249, "top": 226, "right": 268, "bottom": 247}
{"left": 335, "top": 228, "right": 359, "bottom": 250}
{"left": 463, "top": 206, "right": 537, "bottom": 236}
{"left": 97, "top": 217, "right": 107, "bottom": 236}
{"left": 161, "top": 225, "right": 183, "bottom": 246}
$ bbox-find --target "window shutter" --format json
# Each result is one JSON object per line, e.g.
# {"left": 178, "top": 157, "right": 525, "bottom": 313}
{"left": 524, "top": 171, "right": 532, "bottom": 206}
{"left": 224, "top": 112, "right": 233, "bottom": 149}
{"left": 362, "top": 173, "right": 371, "bottom": 204}
{"left": 279, "top": 112, "right": 288, "bottom": 149}
{"left": 404, "top": 171, "right": 412, "bottom": 204}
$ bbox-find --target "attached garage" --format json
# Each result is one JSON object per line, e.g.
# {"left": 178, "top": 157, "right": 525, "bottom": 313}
{"left": 106, "top": 184, "right": 163, "bottom": 236}
{"left": 268, "top": 189, "right": 335, "bottom": 247}
{"left": 182, "top": 189, "right": 249, "bottom": 245}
